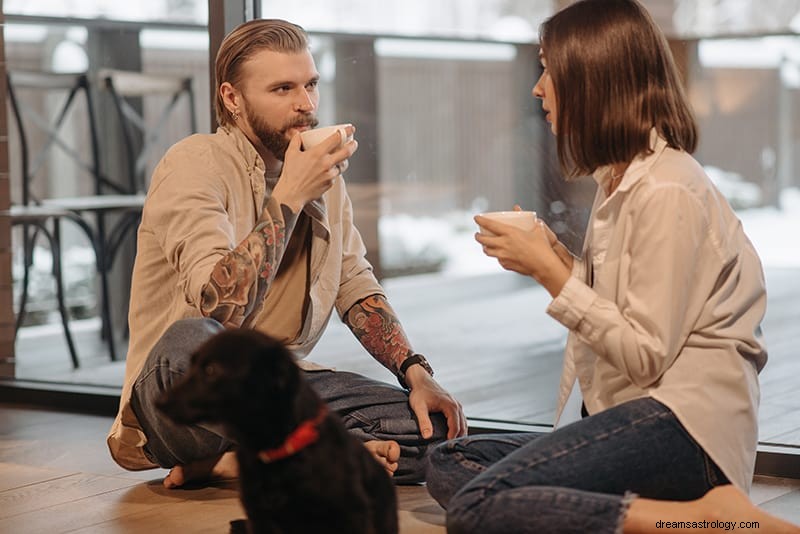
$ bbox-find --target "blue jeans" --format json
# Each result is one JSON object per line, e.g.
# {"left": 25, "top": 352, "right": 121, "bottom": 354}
{"left": 426, "top": 397, "right": 729, "bottom": 534}
{"left": 129, "top": 318, "right": 447, "bottom": 484}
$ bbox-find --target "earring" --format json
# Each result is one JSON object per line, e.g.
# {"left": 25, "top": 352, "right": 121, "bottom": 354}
{"left": 231, "top": 110, "right": 240, "bottom": 121}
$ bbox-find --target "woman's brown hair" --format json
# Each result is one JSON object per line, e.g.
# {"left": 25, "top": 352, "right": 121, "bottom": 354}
{"left": 540, "top": 0, "right": 697, "bottom": 178}
{"left": 214, "top": 19, "right": 309, "bottom": 128}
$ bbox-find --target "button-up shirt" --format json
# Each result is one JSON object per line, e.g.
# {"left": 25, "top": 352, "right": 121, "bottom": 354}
{"left": 107, "top": 126, "right": 384, "bottom": 470}
{"left": 548, "top": 132, "right": 767, "bottom": 491}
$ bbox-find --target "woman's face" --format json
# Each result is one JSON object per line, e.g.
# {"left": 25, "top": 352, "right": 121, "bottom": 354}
{"left": 532, "top": 49, "right": 557, "bottom": 134}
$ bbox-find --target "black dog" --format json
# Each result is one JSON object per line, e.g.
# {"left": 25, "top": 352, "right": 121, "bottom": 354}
{"left": 157, "top": 328, "right": 398, "bottom": 534}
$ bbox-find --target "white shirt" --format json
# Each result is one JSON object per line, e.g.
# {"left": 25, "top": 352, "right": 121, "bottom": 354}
{"left": 548, "top": 132, "right": 767, "bottom": 491}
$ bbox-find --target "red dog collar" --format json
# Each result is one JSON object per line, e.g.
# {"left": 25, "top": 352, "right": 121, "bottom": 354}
{"left": 258, "top": 405, "right": 329, "bottom": 463}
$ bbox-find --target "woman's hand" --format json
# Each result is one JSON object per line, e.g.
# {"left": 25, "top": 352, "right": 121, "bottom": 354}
{"left": 475, "top": 213, "right": 572, "bottom": 298}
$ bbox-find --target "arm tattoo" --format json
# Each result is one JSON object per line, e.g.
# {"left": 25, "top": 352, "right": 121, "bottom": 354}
{"left": 199, "top": 218, "right": 286, "bottom": 328}
{"left": 345, "top": 294, "right": 413, "bottom": 373}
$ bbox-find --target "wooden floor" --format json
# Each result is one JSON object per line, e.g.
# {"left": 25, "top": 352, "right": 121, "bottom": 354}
{"left": 0, "top": 404, "right": 446, "bottom": 533}
{"left": 1, "top": 404, "right": 800, "bottom": 534}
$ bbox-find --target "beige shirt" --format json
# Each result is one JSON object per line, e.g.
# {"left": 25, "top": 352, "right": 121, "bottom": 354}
{"left": 256, "top": 213, "right": 311, "bottom": 345}
{"left": 107, "top": 126, "right": 384, "bottom": 470}
{"left": 547, "top": 132, "right": 767, "bottom": 492}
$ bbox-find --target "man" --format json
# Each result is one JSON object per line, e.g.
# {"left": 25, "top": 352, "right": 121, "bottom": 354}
{"left": 107, "top": 18, "right": 466, "bottom": 488}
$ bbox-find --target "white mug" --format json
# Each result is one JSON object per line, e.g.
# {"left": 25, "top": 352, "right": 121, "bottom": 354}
{"left": 477, "top": 210, "right": 538, "bottom": 236}
{"left": 300, "top": 123, "right": 353, "bottom": 150}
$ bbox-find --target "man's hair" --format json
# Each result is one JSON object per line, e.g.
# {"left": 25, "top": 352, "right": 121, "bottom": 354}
{"left": 214, "top": 19, "right": 309, "bottom": 128}
{"left": 539, "top": 0, "right": 697, "bottom": 178}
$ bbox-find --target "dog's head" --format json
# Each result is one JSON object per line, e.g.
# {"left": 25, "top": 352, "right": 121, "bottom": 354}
{"left": 157, "top": 328, "right": 302, "bottom": 442}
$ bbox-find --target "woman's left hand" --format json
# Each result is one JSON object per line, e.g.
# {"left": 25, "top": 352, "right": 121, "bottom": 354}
{"left": 475, "top": 215, "right": 571, "bottom": 298}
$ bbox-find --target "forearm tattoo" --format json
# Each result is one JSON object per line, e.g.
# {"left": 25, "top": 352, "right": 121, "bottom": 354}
{"left": 346, "top": 294, "right": 412, "bottom": 373}
{"left": 199, "top": 219, "right": 286, "bottom": 328}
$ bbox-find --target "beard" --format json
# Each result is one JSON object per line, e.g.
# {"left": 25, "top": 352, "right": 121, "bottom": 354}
{"left": 245, "top": 106, "right": 318, "bottom": 161}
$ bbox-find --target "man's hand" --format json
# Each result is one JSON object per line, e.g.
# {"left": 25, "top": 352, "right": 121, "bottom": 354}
{"left": 272, "top": 125, "right": 358, "bottom": 213}
{"left": 405, "top": 365, "right": 467, "bottom": 440}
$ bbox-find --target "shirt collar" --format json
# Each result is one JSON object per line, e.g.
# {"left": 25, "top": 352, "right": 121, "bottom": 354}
{"left": 219, "top": 124, "right": 265, "bottom": 176}
{"left": 593, "top": 128, "right": 667, "bottom": 194}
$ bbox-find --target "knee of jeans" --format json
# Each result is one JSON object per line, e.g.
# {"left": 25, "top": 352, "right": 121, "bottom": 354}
{"left": 151, "top": 318, "right": 223, "bottom": 363}
{"left": 445, "top": 491, "right": 483, "bottom": 534}
{"left": 425, "top": 441, "right": 460, "bottom": 506}
{"left": 163, "top": 317, "right": 223, "bottom": 345}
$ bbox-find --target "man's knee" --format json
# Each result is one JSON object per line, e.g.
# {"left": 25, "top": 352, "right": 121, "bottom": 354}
{"left": 158, "top": 318, "right": 223, "bottom": 351}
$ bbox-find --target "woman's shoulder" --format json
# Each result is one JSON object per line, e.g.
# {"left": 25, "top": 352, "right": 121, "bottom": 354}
{"left": 639, "top": 147, "right": 716, "bottom": 201}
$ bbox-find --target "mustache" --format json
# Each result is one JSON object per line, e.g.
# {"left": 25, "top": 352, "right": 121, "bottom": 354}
{"left": 284, "top": 115, "right": 319, "bottom": 131}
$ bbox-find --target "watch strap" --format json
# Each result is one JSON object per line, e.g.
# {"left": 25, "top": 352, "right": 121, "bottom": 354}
{"left": 397, "top": 353, "right": 433, "bottom": 389}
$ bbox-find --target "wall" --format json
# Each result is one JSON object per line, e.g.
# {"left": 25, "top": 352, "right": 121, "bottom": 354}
{"left": 0, "top": 0, "right": 17, "bottom": 376}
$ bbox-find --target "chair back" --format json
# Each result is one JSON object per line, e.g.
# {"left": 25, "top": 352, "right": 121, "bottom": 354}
{"left": 6, "top": 70, "right": 105, "bottom": 205}
{"left": 98, "top": 69, "right": 197, "bottom": 194}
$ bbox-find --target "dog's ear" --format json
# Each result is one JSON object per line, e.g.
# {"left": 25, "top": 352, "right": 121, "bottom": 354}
{"left": 252, "top": 334, "right": 301, "bottom": 396}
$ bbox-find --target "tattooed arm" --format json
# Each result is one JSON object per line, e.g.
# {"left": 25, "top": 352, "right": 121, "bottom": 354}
{"left": 199, "top": 206, "right": 296, "bottom": 329}
{"left": 345, "top": 294, "right": 467, "bottom": 439}
{"left": 344, "top": 294, "right": 414, "bottom": 374}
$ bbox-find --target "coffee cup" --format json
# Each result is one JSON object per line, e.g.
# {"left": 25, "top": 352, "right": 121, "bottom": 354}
{"left": 477, "top": 210, "right": 537, "bottom": 236}
{"left": 300, "top": 123, "right": 353, "bottom": 150}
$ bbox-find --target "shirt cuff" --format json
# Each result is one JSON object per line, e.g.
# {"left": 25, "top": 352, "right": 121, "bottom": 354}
{"left": 546, "top": 275, "right": 597, "bottom": 330}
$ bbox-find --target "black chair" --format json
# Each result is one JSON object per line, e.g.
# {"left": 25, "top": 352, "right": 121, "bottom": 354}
{"left": 6, "top": 70, "right": 145, "bottom": 365}
{"left": 99, "top": 68, "right": 197, "bottom": 194}
{"left": 1, "top": 205, "right": 97, "bottom": 368}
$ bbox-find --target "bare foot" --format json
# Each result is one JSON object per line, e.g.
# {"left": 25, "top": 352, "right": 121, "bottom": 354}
{"left": 364, "top": 440, "right": 401, "bottom": 476}
{"left": 163, "top": 450, "right": 239, "bottom": 489}
{"left": 697, "top": 485, "right": 800, "bottom": 533}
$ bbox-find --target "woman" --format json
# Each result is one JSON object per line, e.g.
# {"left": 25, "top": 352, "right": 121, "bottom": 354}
{"left": 425, "top": 1, "right": 799, "bottom": 533}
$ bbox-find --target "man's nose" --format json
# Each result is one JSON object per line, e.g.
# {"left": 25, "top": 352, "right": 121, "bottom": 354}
{"left": 294, "top": 90, "right": 315, "bottom": 112}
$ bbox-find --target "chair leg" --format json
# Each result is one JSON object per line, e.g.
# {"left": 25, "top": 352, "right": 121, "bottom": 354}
{"left": 15, "top": 223, "right": 33, "bottom": 332}
{"left": 50, "top": 219, "right": 80, "bottom": 369}
{"left": 95, "top": 212, "right": 117, "bottom": 361}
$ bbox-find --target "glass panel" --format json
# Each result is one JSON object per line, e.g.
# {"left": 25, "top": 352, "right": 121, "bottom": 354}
{"left": 4, "top": 0, "right": 207, "bottom": 24}
{"left": 259, "top": 0, "right": 552, "bottom": 41}
{"left": 2, "top": 1, "right": 797, "bottom": 452}
{"left": 4, "top": 5, "right": 209, "bottom": 379}
{"left": 261, "top": 1, "right": 800, "bottom": 445}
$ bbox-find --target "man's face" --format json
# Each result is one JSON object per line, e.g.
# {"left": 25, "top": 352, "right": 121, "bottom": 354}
{"left": 237, "top": 49, "right": 321, "bottom": 160}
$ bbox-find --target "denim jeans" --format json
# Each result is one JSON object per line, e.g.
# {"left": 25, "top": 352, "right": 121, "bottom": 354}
{"left": 129, "top": 318, "right": 447, "bottom": 484}
{"left": 426, "top": 397, "right": 729, "bottom": 534}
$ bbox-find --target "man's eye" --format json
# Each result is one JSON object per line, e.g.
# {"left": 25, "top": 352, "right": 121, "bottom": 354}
{"left": 306, "top": 80, "right": 319, "bottom": 89}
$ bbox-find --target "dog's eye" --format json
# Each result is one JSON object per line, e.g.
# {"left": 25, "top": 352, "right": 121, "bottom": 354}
{"left": 204, "top": 363, "right": 219, "bottom": 379}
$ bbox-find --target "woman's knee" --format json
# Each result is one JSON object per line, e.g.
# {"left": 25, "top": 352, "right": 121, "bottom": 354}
{"left": 425, "top": 439, "right": 470, "bottom": 508}
{"left": 445, "top": 488, "right": 485, "bottom": 534}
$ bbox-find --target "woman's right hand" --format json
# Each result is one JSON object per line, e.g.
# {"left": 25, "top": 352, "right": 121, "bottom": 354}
{"left": 475, "top": 213, "right": 572, "bottom": 298}
{"left": 272, "top": 125, "right": 358, "bottom": 213}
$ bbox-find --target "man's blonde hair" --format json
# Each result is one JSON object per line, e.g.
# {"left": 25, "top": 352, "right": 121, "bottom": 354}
{"left": 214, "top": 19, "right": 309, "bottom": 128}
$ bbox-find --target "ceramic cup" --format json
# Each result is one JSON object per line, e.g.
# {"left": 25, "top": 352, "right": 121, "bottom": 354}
{"left": 477, "top": 210, "right": 538, "bottom": 236}
{"left": 299, "top": 123, "right": 353, "bottom": 150}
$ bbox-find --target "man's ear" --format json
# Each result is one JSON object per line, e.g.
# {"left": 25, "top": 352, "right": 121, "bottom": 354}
{"left": 219, "top": 81, "right": 240, "bottom": 116}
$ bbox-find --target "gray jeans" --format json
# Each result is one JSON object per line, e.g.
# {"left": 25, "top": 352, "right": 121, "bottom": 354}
{"left": 129, "top": 318, "right": 447, "bottom": 484}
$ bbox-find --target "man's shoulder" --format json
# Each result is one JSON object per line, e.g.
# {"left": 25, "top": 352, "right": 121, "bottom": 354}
{"left": 165, "top": 130, "right": 229, "bottom": 159}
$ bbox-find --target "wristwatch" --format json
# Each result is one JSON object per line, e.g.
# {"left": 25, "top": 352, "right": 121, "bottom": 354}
{"left": 397, "top": 353, "right": 434, "bottom": 389}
